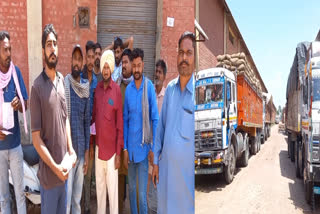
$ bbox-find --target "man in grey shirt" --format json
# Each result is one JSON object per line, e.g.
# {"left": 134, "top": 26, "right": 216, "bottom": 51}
{"left": 30, "top": 24, "right": 76, "bottom": 214}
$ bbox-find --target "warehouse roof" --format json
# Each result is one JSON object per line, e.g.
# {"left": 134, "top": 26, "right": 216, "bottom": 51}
{"left": 222, "top": 0, "right": 268, "bottom": 93}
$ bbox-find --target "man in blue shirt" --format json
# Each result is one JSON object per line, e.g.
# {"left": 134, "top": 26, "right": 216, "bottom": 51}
{"left": 65, "top": 45, "right": 90, "bottom": 214}
{"left": 0, "top": 31, "right": 28, "bottom": 214}
{"left": 81, "top": 40, "right": 98, "bottom": 214}
{"left": 152, "top": 32, "right": 196, "bottom": 214}
{"left": 123, "top": 48, "right": 158, "bottom": 214}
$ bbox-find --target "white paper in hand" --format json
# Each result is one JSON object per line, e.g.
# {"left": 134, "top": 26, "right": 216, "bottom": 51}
{"left": 2, "top": 102, "right": 14, "bottom": 130}
{"left": 61, "top": 153, "right": 77, "bottom": 173}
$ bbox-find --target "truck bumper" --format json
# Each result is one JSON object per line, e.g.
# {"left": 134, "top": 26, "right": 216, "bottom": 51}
{"left": 195, "top": 150, "right": 226, "bottom": 175}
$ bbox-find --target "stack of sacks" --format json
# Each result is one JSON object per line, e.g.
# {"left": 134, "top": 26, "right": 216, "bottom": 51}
{"left": 216, "top": 52, "right": 262, "bottom": 93}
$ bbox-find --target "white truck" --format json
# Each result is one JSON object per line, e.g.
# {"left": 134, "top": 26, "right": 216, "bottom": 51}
{"left": 286, "top": 41, "right": 320, "bottom": 204}
{"left": 194, "top": 67, "right": 264, "bottom": 184}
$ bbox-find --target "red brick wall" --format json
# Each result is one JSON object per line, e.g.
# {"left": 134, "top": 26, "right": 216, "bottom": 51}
{"left": 160, "top": 0, "right": 195, "bottom": 86}
{"left": 0, "top": 0, "right": 29, "bottom": 91}
{"left": 226, "top": 17, "right": 239, "bottom": 54}
{"left": 42, "top": 0, "right": 97, "bottom": 76}
{"left": 199, "top": 42, "right": 217, "bottom": 70}
{"left": 199, "top": 0, "right": 224, "bottom": 56}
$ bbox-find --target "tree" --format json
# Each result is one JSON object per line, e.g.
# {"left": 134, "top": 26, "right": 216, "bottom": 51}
{"left": 277, "top": 105, "right": 282, "bottom": 115}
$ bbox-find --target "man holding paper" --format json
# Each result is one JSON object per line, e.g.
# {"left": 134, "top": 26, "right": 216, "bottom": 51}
{"left": 0, "top": 31, "right": 28, "bottom": 214}
{"left": 30, "top": 24, "right": 76, "bottom": 214}
{"left": 64, "top": 44, "right": 90, "bottom": 214}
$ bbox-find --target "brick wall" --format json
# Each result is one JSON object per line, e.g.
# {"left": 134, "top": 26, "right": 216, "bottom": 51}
{"left": 160, "top": 0, "right": 195, "bottom": 86}
{"left": 42, "top": 0, "right": 97, "bottom": 76}
{"left": 199, "top": 42, "right": 217, "bottom": 70}
{"left": 199, "top": 0, "right": 224, "bottom": 56}
{"left": 0, "top": 0, "right": 29, "bottom": 91}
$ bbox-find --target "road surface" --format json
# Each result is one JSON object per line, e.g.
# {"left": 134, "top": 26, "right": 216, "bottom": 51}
{"left": 195, "top": 125, "right": 319, "bottom": 214}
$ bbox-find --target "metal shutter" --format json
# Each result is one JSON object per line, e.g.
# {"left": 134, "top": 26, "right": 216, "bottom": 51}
{"left": 97, "top": 0, "right": 157, "bottom": 80}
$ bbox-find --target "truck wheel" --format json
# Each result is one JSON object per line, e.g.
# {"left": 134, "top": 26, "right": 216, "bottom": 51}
{"left": 250, "top": 137, "right": 257, "bottom": 155}
{"left": 224, "top": 144, "right": 236, "bottom": 184}
{"left": 290, "top": 141, "right": 295, "bottom": 162}
{"left": 257, "top": 135, "right": 261, "bottom": 152}
{"left": 238, "top": 137, "right": 249, "bottom": 167}
{"left": 261, "top": 134, "right": 265, "bottom": 144}
{"left": 295, "top": 141, "right": 301, "bottom": 178}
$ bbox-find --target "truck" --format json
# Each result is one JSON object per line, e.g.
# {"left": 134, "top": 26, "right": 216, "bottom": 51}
{"left": 262, "top": 93, "right": 276, "bottom": 142}
{"left": 286, "top": 41, "right": 320, "bottom": 203}
{"left": 194, "top": 67, "right": 263, "bottom": 184}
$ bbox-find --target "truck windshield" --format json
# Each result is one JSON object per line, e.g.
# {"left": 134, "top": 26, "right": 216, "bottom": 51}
{"left": 313, "top": 77, "right": 320, "bottom": 102}
{"left": 196, "top": 84, "right": 223, "bottom": 105}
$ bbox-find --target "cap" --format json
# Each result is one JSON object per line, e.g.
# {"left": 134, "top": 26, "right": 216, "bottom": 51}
{"left": 72, "top": 44, "right": 83, "bottom": 58}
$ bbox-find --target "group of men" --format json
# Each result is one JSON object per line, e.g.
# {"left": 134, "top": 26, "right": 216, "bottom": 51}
{"left": 0, "top": 23, "right": 196, "bottom": 214}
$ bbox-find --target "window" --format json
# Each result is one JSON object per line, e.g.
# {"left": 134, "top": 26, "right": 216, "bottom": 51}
{"left": 232, "top": 83, "right": 236, "bottom": 102}
{"left": 196, "top": 84, "right": 224, "bottom": 105}
{"left": 229, "top": 28, "right": 235, "bottom": 45}
{"left": 227, "top": 81, "right": 231, "bottom": 102}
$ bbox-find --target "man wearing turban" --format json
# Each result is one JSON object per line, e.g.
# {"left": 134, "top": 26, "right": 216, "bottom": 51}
{"left": 92, "top": 50, "right": 124, "bottom": 214}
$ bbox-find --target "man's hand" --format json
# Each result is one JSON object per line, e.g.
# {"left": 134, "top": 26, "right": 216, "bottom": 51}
{"left": 123, "top": 150, "right": 129, "bottom": 170}
{"left": 83, "top": 150, "right": 89, "bottom": 175}
{"left": 152, "top": 164, "right": 159, "bottom": 188}
{"left": 89, "top": 143, "right": 94, "bottom": 160}
{"left": 11, "top": 96, "right": 22, "bottom": 112}
{"left": 54, "top": 164, "right": 69, "bottom": 182}
{"left": 0, "top": 131, "right": 6, "bottom": 141}
{"left": 148, "top": 151, "right": 154, "bottom": 167}
{"left": 115, "top": 155, "right": 120, "bottom": 169}
{"left": 68, "top": 147, "right": 77, "bottom": 168}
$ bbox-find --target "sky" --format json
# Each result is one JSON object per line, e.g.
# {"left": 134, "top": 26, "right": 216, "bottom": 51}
{"left": 226, "top": 0, "right": 320, "bottom": 109}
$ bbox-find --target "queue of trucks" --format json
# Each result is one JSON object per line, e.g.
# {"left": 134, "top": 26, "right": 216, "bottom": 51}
{"left": 194, "top": 52, "right": 276, "bottom": 184}
{"left": 285, "top": 41, "right": 320, "bottom": 204}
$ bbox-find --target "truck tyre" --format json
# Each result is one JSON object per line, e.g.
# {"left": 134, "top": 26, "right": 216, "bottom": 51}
{"left": 261, "top": 134, "right": 265, "bottom": 144}
{"left": 238, "top": 137, "right": 249, "bottom": 167}
{"left": 295, "top": 141, "right": 301, "bottom": 178}
{"left": 304, "top": 180, "right": 313, "bottom": 205}
{"left": 224, "top": 144, "right": 236, "bottom": 184}
{"left": 290, "top": 141, "right": 295, "bottom": 162}
{"left": 257, "top": 135, "right": 261, "bottom": 152}
{"left": 250, "top": 137, "right": 257, "bottom": 155}
{"left": 287, "top": 133, "right": 291, "bottom": 158}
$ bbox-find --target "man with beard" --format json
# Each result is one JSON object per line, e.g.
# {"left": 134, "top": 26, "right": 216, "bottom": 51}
{"left": 152, "top": 32, "right": 196, "bottom": 214}
{"left": 64, "top": 45, "right": 90, "bottom": 214}
{"left": 92, "top": 50, "right": 123, "bottom": 214}
{"left": 147, "top": 59, "right": 167, "bottom": 214}
{"left": 123, "top": 48, "right": 158, "bottom": 214}
{"left": 93, "top": 42, "right": 103, "bottom": 82}
{"left": 81, "top": 40, "right": 98, "bottom": 214}
{"left": 30, "top": 24, "right": 76, "bottom": 214}
{"left": 103, "top": 36, "right": 133, "bottom": 84}
{"left": 118, "top": 48, "right": 134, "bottom": 213}
{"left": 0, "top": 31, "right": 28, "bottom": 214}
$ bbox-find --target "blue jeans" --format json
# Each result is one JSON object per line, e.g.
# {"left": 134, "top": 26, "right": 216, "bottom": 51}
{"left": 147, "top": 179, "right": 157, "bottom": 214}
{"left": 67, "top": 158, "right": 84, "bottom": 214}
{"left": 0, "top": 145, "right": 26, "bottom": 214}
{"left": 128, "top": 157, "right": 148, "bottom": 214}
{"left": 40, "top": 182, "right": 67, "bottom": 214}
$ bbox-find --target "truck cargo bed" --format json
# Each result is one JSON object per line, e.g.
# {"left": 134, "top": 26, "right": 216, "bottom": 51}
{"left": 237, "top": 74, "right": 263, "bottom": 128}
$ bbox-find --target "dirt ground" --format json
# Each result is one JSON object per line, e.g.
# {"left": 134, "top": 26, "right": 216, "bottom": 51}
{"left": 195, "top": 125, "right": 320, "bottom": 214}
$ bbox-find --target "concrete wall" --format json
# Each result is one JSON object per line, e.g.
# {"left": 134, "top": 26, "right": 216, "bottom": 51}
{"left": 160, "top": 0, "right": 195, "bottom": 85}
{"left": 42, "top": 0, "right": 97, "bottom": 76}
